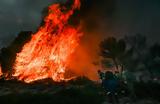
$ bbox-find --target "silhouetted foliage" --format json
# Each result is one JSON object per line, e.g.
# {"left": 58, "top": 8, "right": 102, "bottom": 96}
{"left": 150, "top": 43, "right": 160, "bottom": 58}
{"left": 100, "top": 37, "right": 133, "bottom": 72}
{"left": 147, "top": 43, "right": 160, "bottom": 74}
{"left": 124, "top": 34, "right": 150, "bottom": 71}
{"left": 100, "top": 34, "right": 159, "bottom": 79}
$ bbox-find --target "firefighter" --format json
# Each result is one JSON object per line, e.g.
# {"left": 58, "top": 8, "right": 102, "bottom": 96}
{"left": 102, "top": 71, "right": 119, "bottom": 104}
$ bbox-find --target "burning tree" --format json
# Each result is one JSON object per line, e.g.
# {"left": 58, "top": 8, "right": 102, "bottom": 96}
{"left": 12, "top": 0, "right": 83, "bottom": 83}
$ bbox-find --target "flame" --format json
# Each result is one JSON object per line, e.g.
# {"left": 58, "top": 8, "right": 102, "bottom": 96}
{"left": 0, "top": 65, "right": 2, "bottom": 76}
{"left": 12, "top": 0, "right": 82, "bottom": 83}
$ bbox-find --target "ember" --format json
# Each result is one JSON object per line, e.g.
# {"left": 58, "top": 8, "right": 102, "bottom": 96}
{"left": 12, "top": 0, "right": 82, "bottom": 83}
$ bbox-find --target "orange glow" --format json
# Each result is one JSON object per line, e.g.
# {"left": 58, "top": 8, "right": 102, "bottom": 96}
{"left": 12, "top": 0, "right": 82, "bottom": 83}
{"left": 0, "top": 65, "right": 2, "bottom": 76}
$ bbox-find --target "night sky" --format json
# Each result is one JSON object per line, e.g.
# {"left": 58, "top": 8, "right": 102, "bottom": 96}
{"left": 0, "top": 0, "right": 160, "bottom": 48}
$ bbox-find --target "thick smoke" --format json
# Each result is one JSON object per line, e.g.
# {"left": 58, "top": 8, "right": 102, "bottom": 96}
{"left": 67, "top": 0, "right": 116, "bottom": 80}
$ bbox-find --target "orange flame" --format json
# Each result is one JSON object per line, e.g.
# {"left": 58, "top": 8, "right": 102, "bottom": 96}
{"left": 12, "top": 0, "right": 82, "bottom": 83}
{"left": 0, "top": 65, "right": 2, "bottom": 77}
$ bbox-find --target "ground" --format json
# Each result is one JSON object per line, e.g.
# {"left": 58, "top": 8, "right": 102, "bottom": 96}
{"left": 0, "top": 77, "right": 160, "bottom": 104}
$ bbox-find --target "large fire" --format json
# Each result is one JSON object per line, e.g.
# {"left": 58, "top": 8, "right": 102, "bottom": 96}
{"left": 12, "top": 0, "right": 82, "bottom": 83}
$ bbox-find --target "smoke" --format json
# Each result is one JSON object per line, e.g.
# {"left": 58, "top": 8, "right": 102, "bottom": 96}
{"left": 67, "top": 0, "right": 116, "bottom": 80}
{"left": 1, "top": 0, "right": 160, "bottom": 48}
{"left": 0, "top": 0, "right": 116, "bottom": 81}
{"left": 67, "top": 0, "right": 160, "bottom": 80}
{"left": 25, "top": 0, "right": 116, "bottom": 81}
{"left": 1, "top": 0, "right": 158, "bottom": 81}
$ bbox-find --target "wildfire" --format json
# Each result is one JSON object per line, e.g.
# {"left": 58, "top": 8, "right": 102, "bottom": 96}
{"left": 12, "top": 0, "right": 82, "bottom": 83}
{"left": 0, "top": 65, "right": 2, "bottom": 76}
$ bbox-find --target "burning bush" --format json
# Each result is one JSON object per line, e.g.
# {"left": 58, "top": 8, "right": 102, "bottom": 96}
{"left": 12, "top": 0, "right": 83, "bottom": 83}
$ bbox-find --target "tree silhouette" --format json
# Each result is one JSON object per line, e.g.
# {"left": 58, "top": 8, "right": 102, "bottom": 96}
{"left": 100, "top": 37, "right": 133, "bottom": 72}
{"left": 147, "top": 43, "right": 160, "bottom": 75}
{"left": 124, "top": 34, "right": 158, "bottom": 78}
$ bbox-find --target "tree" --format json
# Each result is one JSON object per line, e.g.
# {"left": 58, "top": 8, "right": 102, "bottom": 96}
{"left": 146, "top": 43, "right": 160, "bottom": 75}
{"left": 124, "top": 34, "right": 147, "bottom": 71}
{"left": 124, "top": 34, "right": 157, "bottom": 78}
{"left": 100, "top": 37, "right": 133, "bottom": 72}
